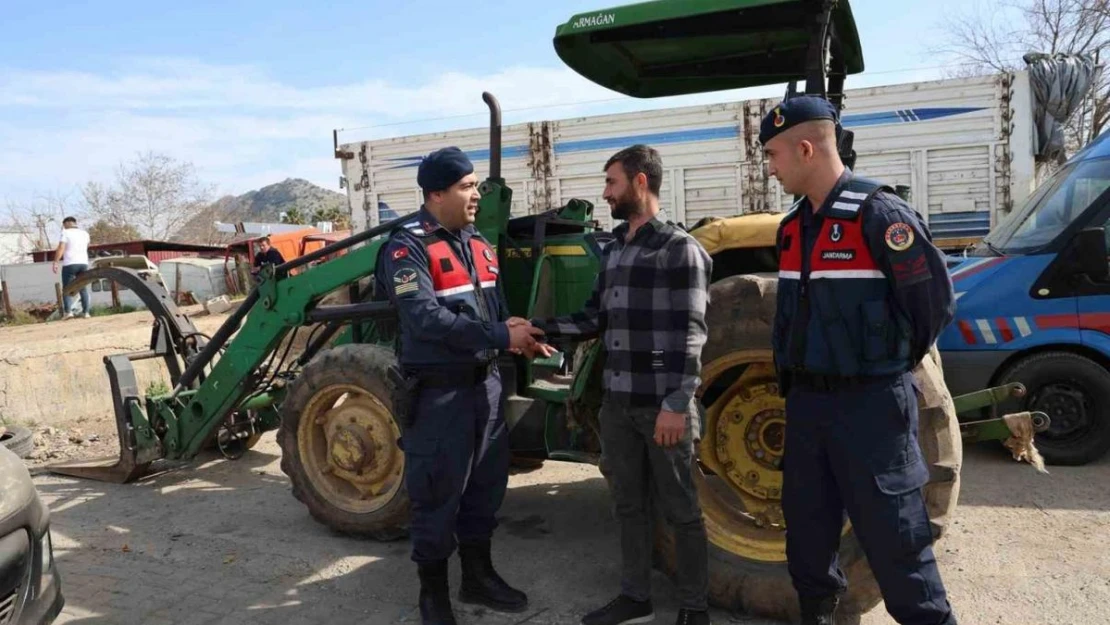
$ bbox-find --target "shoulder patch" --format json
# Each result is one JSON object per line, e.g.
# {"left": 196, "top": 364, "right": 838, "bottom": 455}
{"left": 391, "top": 246, "right": 409, "bottom": 261}
{"left": 393, "top": 267, "right": 419, "bottom": 296}
{"left": 884, "top": 222, "right": 915, "bottom": 251}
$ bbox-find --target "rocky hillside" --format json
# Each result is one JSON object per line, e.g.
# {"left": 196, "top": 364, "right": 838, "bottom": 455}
{"left": 175, "top": 178, "right": 347, "bottom": 243}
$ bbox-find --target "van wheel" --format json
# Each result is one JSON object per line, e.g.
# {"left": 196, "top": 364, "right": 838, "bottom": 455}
{"left": 995, "top": 351, "right": 1110, "bottom": 465}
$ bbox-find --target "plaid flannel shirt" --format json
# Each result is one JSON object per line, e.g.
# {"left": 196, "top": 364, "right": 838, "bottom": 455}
{"left": 532, "top": 218, "right": 712, "bottom": 412}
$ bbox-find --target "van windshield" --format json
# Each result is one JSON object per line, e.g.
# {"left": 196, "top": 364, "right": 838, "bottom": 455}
{"left": 980, "top": 157, "right": 1110, "bottom": 255}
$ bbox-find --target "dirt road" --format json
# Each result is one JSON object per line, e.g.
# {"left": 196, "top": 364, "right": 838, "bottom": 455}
{"left": 6, "top": 308, "right": 1109, "bottom": 624}
{"left": 28, "top": 438, "right": 1110, "bottom": 625}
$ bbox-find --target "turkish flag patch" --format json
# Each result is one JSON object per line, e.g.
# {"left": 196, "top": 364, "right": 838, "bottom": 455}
{"left": 392, "top": 247, "right": 409, "bottom": 261}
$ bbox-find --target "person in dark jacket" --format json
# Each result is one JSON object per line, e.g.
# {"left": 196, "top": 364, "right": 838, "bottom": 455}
{"left": 253, "top": 236, "right": 285, "bottom": 269}
{"left": 374, "top": 146, "right": 551, "bottom": 625}
{"left": 762, "top": 96, "right": 958, "bottom": 625}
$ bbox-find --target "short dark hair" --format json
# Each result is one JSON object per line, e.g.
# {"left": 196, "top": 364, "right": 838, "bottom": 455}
{"left": 604, "top": 144, "right": 663, "bottom": 196}
{"left": 62, "top": 216, "right": 77, "bottom": 225}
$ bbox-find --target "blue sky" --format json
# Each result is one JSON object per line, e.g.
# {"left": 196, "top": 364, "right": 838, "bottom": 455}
{"left": 0, "top": 0, "right": 1011, "bottom": 217}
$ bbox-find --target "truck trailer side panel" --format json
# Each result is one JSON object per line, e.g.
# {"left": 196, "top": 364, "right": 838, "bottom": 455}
{"left": 339, "top": 72, "right": 1036, "bottom": 248}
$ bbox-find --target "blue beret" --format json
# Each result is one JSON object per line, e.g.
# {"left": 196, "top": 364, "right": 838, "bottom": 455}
{"left": 759, "top": 96, "right": 839, "bottom": 145}
{"left": 417, "top": 146, "right": 475, "bottom": 192}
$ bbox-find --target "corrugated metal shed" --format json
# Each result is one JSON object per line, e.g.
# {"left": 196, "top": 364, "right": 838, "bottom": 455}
{"left": 160, "top": 257, "right": 235, "bottom": 301}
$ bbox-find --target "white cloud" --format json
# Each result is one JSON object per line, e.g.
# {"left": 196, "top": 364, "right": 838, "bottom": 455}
{"left": 0, "top": 57, "right": 947, "bottom": 214}
{"left": 0, "top": 58, "right": 625, "bottom": 204}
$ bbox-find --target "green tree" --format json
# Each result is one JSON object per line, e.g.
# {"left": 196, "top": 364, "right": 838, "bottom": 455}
{"left": 282, "top": 207, "right": 308, "bottom": 225}
{"left": 88, "top": 219, "right": 142, "bottom": 245}
{"left": 311, "top": 206, "right": 350, "bottom": 231}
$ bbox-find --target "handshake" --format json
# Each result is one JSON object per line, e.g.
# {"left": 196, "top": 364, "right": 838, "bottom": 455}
{"left": 505, "top": 317, "right": 556, "bottom": 359}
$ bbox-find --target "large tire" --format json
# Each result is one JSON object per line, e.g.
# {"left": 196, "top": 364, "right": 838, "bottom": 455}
{"left": 994, "top": 351, "right": 1110, "bottom": 465}
{"left": 0, "top": 425, "right": 34, "bottom": 459}
{"left": 278, "top": 344, "right": 410, "bottom": 540}
{"left": 653, "top": 274, "right": 962, "bottom": 622}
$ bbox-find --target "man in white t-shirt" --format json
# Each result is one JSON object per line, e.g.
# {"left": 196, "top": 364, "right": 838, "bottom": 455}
{"left": 53, "top": 216, "right": 92, "bottom": 318}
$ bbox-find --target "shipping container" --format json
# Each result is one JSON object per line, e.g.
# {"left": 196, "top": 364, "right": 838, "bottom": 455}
{"left": 336, "top": 72, "right": 1039, "bottom": 250}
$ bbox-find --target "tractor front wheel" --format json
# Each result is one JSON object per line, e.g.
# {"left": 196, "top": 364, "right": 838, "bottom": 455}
{"left": 652, "top": 274, "right": 962, "bottom": 622}
{"left": 278, "top": 344, "right": 410, "bottom": 540}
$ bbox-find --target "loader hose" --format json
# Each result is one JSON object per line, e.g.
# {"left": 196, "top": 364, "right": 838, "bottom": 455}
{"left": 172, "top": 213, "right": 414, "bottom": 396}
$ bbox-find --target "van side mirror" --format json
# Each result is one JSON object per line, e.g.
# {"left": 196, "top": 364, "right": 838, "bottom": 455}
{"left": 1070, "top": 227, "right": 1109, "bottom": 282}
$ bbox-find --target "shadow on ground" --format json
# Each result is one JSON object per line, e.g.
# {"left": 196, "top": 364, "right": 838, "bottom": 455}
{"left": 956, "top": 440, "right": 1110, "bottom": 511}
{"left": 32, "top": 439, "right": 767, "bottom": 625}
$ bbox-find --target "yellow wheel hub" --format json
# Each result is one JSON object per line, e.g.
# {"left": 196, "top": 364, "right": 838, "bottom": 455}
{"left": 695, "top": 349, "right": 850, "bottom": 562}
{"left": 695, "top": 349, "right": 789, "bottom": 562}
{"left": 297, "top": 383, "right": 404, "bottom": 514}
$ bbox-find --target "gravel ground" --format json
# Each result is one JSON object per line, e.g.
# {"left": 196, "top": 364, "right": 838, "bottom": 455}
{"left": 24, "top": 435, "right": 1110, "bottom": 625}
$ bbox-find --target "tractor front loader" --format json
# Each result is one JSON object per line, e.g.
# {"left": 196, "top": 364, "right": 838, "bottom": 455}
{"left": 50, "top": 1, "right": 1049, "bottom": 623}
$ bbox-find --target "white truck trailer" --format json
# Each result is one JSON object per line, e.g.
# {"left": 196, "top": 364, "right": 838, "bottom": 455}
{"left": 336, "top": 71, "right": 1039, "bottom": 250}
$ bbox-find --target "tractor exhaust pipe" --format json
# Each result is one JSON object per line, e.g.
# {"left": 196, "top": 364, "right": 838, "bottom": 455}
{"left": 483, "top": 92, "right": 502, "bottom": 180}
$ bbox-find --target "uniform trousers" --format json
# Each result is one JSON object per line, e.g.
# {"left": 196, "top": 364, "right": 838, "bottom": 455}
{"left": 403, "top": 367, "right": 509, "bottom": 563}
{"left": 782, "top": 371, "right": 957, "bottom": 625}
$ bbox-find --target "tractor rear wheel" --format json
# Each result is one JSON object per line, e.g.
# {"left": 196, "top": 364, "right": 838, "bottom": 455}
{"left": 278, "top": 344, "right": 410, "bottom": 540}
{"left": 652, "top": 273, "right": 962, "bottom": 622}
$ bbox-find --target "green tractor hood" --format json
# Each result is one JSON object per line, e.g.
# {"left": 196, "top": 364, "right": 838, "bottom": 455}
{"left": 553, "top": 0, "right": 865, "bottom": 98}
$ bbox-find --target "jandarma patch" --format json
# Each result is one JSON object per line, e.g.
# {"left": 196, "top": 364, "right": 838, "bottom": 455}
{"left": 821, "top": 250, "right": 855, "bottom": 261}
{"left": 884, "top": 222, "right": 915, "bottom": 251}
{"left": 393, "top": 268, "right": 419, "bottom": 295}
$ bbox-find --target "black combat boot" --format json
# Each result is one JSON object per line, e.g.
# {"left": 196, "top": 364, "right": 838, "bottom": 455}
{"left": 800, "top": 596, "right": 838, "bottom": 625}
{"left": 418, "top": 560, "right": 457, "bottom": 625}
{"left": 457, "top": 540, "right": 528, "bottom": 613}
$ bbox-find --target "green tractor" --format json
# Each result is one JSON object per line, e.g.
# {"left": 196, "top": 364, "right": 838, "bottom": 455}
{"left": 52, "top": 0, "right": 1045, "bottom": 621}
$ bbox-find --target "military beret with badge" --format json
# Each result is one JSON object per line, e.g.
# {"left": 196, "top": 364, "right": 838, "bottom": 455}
{"left": 417, "top": 146, "right": 475, "bottom": 192}
{"left": 758, "top": 95, "right": 839, "bottom": 145}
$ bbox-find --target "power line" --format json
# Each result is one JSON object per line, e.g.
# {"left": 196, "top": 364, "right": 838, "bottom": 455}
{"left": 334, "top": 62, "right": 988, "bottom": 136}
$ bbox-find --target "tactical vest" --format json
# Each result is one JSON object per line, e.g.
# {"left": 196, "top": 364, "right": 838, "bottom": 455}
{"left": 772, "top": 177, "right": 913, "bottom": 378}
{"left": 387, "top": 217, "right": 503, "bottom": 366}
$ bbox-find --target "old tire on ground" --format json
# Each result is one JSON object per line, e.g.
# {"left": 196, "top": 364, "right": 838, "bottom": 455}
{"left": 994, "top": 350, "right": 1110, "bottom": 466}
{"left": 652, "top": 273, "right": 962, "bottom": 622}
{"left": 278, "top": 343, "right": 410, "bottom": 540}
{"left": 0, "top": 425, "right": 34, "bottom": 459}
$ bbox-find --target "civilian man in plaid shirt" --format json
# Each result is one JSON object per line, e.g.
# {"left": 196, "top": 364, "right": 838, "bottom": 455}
{"left": 530, "top": 145, "right": 714, "bottom": 625}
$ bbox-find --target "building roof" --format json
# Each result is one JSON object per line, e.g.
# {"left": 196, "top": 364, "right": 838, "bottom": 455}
{"left": 30, "top": 239, "right": 226, "bottom": 256}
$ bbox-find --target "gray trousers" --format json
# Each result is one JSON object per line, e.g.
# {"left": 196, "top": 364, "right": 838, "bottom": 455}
{"left": 597, "top": 402, "right": 709, "bottom": 611}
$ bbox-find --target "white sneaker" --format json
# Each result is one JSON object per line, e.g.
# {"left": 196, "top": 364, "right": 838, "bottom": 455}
{"left": 82, "top": 313, "right": 91, "bottom": 318}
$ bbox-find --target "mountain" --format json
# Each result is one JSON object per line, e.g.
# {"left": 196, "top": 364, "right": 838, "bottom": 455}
{"left": 175, "top": 178, "right": 347, "bottom": 243}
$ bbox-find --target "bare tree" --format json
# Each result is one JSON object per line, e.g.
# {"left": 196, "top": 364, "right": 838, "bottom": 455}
{"left": 88, "top": 152, "right": 215, "bottom": 241}
{"left": 3, "top": 190, "right": 79, "bottom": 251}
{"left": 937, "top": 0, "right": 1109, "bottom": 146}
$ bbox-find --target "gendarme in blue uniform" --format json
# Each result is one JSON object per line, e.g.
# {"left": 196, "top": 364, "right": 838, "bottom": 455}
{"left": 374, "top": 146, "right": 526, "bottom": 624}
{"left": 762, "top": 96, "right": 958, "bottom": 625}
